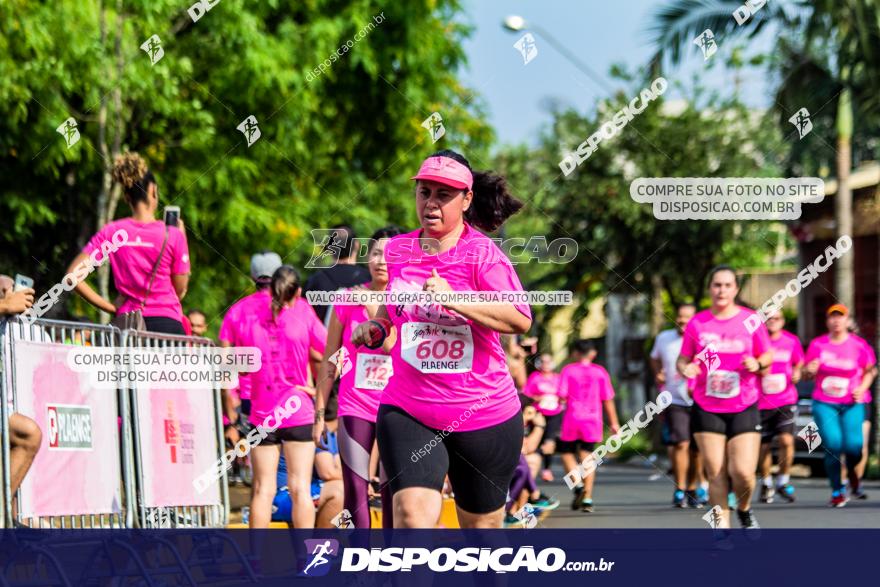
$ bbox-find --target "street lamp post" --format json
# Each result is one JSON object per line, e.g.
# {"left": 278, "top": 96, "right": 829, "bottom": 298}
{"left": 502, "top": 14, "right": 613, "bottom": 94}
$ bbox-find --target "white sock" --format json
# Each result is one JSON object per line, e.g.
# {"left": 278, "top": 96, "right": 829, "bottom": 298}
{"left": 700, "top": 481, "right": 709, "bottom": 491}
{"left": 777, "top": 474, "right": 790, "bottom": 486}
{"left": 762, "top": 476, "right": 774, "bottom": 488}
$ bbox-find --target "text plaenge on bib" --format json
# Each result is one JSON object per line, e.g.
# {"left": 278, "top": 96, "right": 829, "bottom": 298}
{"left": 379, "top": 224, "right": 532, "bottom": 432}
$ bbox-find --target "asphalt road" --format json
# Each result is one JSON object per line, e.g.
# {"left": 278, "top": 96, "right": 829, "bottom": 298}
{"left": 536, "top": 462, "right": 880, "bottom": 528}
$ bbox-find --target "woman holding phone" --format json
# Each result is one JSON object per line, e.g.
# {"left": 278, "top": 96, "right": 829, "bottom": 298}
{"left": 68, "top": 152, "right": 190, "bottom": 334}
{"left": 352, "top": 149, "right": 531, "bottom": 529}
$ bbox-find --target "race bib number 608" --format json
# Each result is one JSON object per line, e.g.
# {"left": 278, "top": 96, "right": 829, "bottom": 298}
{"left": 401, "top": 322, "right": 474, "bottom": 373}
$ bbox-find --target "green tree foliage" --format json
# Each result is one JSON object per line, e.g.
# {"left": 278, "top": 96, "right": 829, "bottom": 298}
{"left": 0, "top": 0, "right": 492, "bottom": 329}
{"left": 495, "top": 74, "right": 786, "bottom": 331}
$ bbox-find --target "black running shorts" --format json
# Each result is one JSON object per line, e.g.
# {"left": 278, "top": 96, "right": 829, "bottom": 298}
{"left": 376, "top": 404, "right": 522, "bottom": 514}
{"left": 691, "top": 402, "right": 761, "bottom": 439}
{"left": 662, "top": 404, "right": 693, "bottom": 446}
{"left": 759, "top": 405, "right": 797, "bottom": 443}
{"left": 542, "top": 412, "right": 563, "bottom": 443}
{"left": 555, "top": 439, "right": 596, "bottom": 454}
{"left": 261, "top": 424, "right": 313, "bottom": 445}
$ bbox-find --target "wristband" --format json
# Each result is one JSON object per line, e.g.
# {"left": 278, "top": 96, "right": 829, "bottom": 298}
{"left": 364, "top": 319, "right": 391, "bottom": 350}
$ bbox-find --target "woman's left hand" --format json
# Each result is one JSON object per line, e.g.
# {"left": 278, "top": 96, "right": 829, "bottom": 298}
{"left": 853, "top": 386, "right": 866, "bottom": 403}
{"left": 742, "top": 356, "right": 760, "bottom": 373}
{"left": 423, "top": 269, "right": 452, "bottom": 294}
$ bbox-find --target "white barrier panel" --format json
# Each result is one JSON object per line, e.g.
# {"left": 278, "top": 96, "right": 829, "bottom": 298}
{"left": 14, "top": 341, "right": 122, "bottom": 518}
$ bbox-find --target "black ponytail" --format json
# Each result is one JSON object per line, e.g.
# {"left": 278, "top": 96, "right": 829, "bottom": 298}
{"left": 430, "top": 149, "right": 524, "bottom": 233}
{"left": 270, "top": 265, "right": 301, "bottom": 321}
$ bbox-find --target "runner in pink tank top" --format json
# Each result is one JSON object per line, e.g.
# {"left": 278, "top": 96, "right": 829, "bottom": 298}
{"left": 350, "top": 150, "right": 532, "bottom": 529}
{"left": 677, "top": 265, "right": 772, "bottom": 532}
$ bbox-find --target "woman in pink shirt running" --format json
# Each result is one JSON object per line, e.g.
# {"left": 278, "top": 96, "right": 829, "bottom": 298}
{"left": 523, "top": 352, "right": 564, "bottom": 481}
{"left": 804, "top": 304, "right": 876, "bottom": 506}
{"left": 68, "top": 152, "right": 190, "bottom": 334}
{"left": 313, "top": 226, "right": 402, "bottom": 529}
{"left": 351, "top": 150, "right": 532, "bottom": 528}
{"left": 557, "top": 339, "right": 620, "bottom": 513}
{"left": 677, "top": 265, "right": 772, "bottom": 531}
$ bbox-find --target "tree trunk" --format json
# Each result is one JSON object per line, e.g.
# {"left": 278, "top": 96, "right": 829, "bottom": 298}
{"left": 650, "top": 273, "right": 664, "bottom": 336}
{"left": 95, "top": 0, "right": 126, "bottom": 324}
{"left": 834, "top": 89, "right": 854, "bottom": 310}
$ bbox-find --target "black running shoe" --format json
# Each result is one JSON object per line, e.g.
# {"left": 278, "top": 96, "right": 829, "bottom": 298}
{"left": 672, "top": 489, "right": 687, "bottom": 508}
{"left": 777, "top": 483, "right": 796, "bottom": 503}
{"left": 737, "top": 509, "right": 760, "bottom": 530}
{"left": 571, "top": 485, "right": 584, "bottom": 510}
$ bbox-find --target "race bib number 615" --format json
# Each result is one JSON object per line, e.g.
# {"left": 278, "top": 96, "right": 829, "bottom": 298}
{"left": 401, "top": 322, "right": 474, "bottom": 373}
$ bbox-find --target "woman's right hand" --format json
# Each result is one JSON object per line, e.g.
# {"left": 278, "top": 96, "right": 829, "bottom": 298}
{"left": 681, "top": 362, "right": 700, "bottom": 379}
{"left": 805, "top": 359, "right": 820, "bottom": 377}
{"left": 312, "top": 420, "right": 327, "bottom": 448}
{"left": 351, "top": 321, "right": 374, "bottom": 347}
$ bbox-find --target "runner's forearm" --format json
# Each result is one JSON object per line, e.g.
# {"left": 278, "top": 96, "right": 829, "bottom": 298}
{"left": 441, "top": 302, "right": 531, "bottom": 334}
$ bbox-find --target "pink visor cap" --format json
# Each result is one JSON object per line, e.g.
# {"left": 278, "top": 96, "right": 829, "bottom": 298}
{"left": 410, "top": 156, "right": 473, "bottom": 191}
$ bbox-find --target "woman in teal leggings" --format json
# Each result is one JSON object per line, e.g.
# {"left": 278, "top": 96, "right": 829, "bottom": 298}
{"left": 804, "top": 304, "right": 876, "bottom": 507}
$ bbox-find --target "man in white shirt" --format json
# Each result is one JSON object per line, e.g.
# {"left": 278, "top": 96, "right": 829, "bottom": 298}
{"left": 650, "top": 303, "right": 706, "bottom": 508}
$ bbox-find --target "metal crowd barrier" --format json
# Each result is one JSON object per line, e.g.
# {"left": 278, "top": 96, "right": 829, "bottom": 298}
{"left": 0, "top": 317, "right": 229, "bottom": 529}
{"left": 122, "top": 328, "right": 229, "bottom": 529}
{"left": 1, "top": 317, "right": 126, "bottom": 529}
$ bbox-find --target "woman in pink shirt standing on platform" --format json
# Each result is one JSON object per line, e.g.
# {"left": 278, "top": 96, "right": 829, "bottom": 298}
{"left": 804, "top": 304, "right": 876, "bottom": 507}
{"left": 677, "top": 265, "right": 772, "bottom": 532}
{"left": 351, "top": 150, "right": 532, "bottom": 529}
{"left": 313, "top": 225, "right": 402, "bottom": 529}
{"left": 68, "top": 152, "right": 190, "bottom": 334}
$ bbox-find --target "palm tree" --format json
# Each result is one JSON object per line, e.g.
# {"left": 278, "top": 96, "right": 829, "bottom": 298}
{"left": 649, "top": 0, "right": 880, "bottom": 311}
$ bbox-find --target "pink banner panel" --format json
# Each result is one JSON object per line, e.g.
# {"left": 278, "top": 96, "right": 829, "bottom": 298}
{"left": 135, "top": 385, "right": 221, "bottom": 507}
{"left": 14, "top": 341, "right": 122, "bottom": 518}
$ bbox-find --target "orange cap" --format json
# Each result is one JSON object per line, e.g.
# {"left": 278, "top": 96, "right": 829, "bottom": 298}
{"left": 826, "top": 303, "right": 849, "bottom": 316}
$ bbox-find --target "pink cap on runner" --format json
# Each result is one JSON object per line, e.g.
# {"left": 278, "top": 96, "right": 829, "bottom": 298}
{"left": 410, "top": 156, "right": 473, "bottom": 190}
